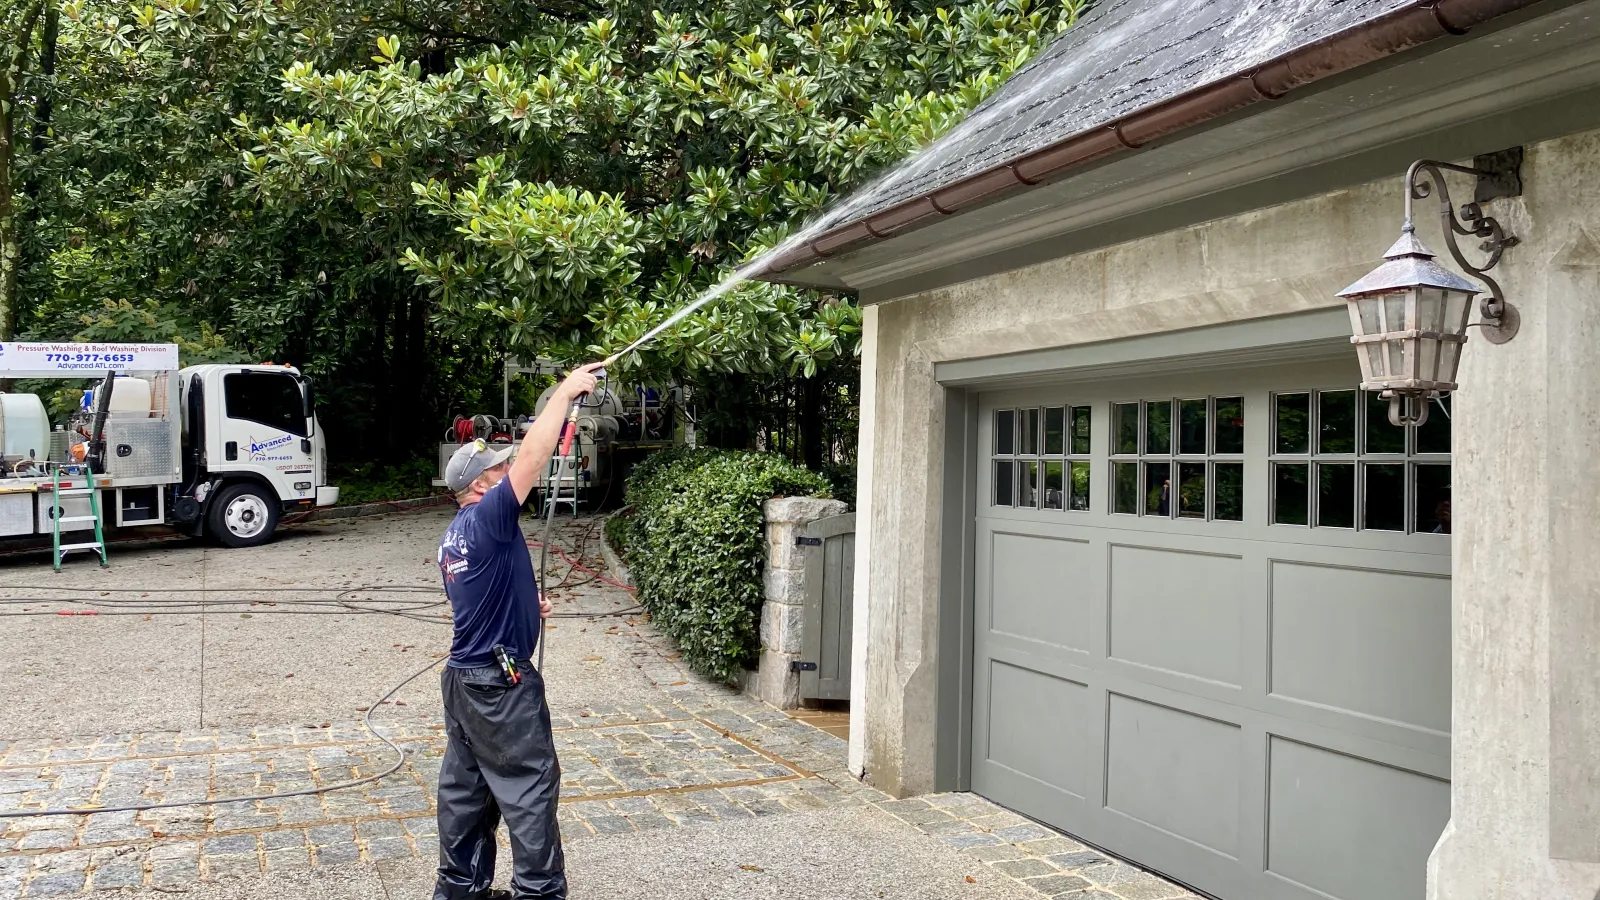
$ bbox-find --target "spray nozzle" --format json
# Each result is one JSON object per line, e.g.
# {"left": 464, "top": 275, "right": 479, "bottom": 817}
{"left": 576, "top": 366, "right": 608, "bottom": 408}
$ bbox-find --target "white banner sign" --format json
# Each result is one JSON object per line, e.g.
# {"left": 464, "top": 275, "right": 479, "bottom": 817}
{"left": 0, "top": 342, "right": 180, "bottom": 374}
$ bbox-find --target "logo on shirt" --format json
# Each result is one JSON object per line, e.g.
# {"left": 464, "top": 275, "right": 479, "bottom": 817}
{"left": 439, "top": 529, "right": 469, "bottom": 582}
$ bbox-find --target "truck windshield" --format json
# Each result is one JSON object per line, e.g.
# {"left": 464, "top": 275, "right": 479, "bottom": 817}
{"left": 224, "top": 371, "right": 309, "bottom": 438}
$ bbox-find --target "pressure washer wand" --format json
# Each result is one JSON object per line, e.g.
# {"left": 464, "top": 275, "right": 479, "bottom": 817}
{"left": 535, "top": 366, "right": 605, "bottom": 673}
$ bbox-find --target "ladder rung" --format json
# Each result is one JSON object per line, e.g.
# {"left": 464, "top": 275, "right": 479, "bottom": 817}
{"left": 58, "top": 542, "right": 104, "bottom": 552}
{"left": 56, "top": 489, "right": 94, "bottom": 496}
{"left": 57, "top": 516, "right": 99, "bottom": 523}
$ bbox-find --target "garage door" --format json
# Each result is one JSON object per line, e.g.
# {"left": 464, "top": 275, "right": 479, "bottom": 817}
{"left": 972, "top": 358, "right": 1451, "bottom": 900}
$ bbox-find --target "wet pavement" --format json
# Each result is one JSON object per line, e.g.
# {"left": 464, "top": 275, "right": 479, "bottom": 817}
{"left": 0, "top": 508, "right": 1190, "bottom": 900}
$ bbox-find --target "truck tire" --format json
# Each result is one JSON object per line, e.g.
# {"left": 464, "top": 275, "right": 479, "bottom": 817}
{"left": 208, "top": 483, "right": 279, "bottom": 548}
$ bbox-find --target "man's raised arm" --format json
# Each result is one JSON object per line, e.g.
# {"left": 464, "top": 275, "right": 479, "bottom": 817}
{"left": 507, "top": 363, "right": 604, "bottom": 505}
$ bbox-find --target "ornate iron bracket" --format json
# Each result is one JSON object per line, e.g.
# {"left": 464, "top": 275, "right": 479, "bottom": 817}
{"left": 1404, "top": 159, "right": 1521, "bottom": 343}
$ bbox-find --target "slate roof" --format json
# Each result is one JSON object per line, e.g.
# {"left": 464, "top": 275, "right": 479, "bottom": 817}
{"left": 809, "top": 0, "right": 1422, "bottom": 233}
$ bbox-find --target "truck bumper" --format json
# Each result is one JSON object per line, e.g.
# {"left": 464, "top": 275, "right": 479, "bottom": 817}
{"left": 315, "top": 486, "right": 340, "bottom": 507}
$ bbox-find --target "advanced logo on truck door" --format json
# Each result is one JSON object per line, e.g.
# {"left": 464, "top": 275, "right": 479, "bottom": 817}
{"left": 247, "top": 434, "right": 296, "bottom": 462}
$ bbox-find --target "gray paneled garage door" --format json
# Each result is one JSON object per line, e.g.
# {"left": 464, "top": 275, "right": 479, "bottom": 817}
{"left": 972, "top": 359, "right": 1451, "bottom": 900}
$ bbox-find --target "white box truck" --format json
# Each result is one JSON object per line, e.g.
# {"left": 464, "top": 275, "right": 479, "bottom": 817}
{"left": 0, "top": 342, "right": 339, "bottom": 549}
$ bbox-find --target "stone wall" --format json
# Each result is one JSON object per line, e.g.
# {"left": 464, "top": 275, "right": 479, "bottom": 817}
{"left": 747, "top": 496, "right": 848, "bottom": 709}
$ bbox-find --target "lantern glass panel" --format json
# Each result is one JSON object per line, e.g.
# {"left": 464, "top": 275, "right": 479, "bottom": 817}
{"left": 1383, "top": 292, "right": 1408, "bottom": 332}
{"left": 1418, "top": 288, "right": 1444, "bottom": 333}
{"left": 1437, "top": 340, "right": 1462, "bottom": 387}
{"left": 1418, "top": 336, "right": 1439, "bottom": 384}
{"left": 1357, "top": 296, "right": 1383, "bottom": 338}
{"left": 1386, "top": 335, "right": 1407, "bottom": 384}
{"left": 1357, "top": 342, "right": 1383, "bottom": 383}
{"left": 1444, "top": 288, "right": 1472, "bottom": 336}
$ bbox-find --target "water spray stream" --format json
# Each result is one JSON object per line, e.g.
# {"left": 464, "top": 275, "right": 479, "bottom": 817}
{"left": 595, "top": 3, "right": 1200, "bottom": 366}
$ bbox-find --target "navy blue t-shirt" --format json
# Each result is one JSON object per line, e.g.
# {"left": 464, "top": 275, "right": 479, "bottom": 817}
{"left": 437, "top": 477, "right": 538, "bottom": 668}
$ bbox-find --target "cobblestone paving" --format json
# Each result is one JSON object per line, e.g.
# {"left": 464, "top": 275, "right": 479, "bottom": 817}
{"left": 0, "top": 516, "right": 1188, "bottom": 900}
{"left": 878, "top": 796, "right": 1200, "bottom": 900}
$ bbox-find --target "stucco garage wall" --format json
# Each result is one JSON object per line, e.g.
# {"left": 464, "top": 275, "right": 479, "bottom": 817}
{"left": 855, "top": 127, "right": 1600, "bottom": 898}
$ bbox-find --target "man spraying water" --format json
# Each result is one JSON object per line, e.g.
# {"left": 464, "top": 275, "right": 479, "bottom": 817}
{"left": 425, "top": 225, "right": 774, "bottom": 899}
{"left": 433, "top": 362, "right": 602, "bottom": 900}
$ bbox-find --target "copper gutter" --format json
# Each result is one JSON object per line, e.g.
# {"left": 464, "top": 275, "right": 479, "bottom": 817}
{"left": 756, "top": 0, "right": 1548, "bottom": 278}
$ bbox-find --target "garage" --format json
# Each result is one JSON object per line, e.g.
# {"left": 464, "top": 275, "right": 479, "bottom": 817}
{"left": 749, "top": 1, "right": 1600, "bottom": 897}
{"left": 972, "top": 354, "right": 1451, "bottom": 900}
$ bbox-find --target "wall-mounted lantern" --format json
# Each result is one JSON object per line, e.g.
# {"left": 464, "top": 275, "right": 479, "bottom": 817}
{"left": 1337, "top": 156, "right": 1520, "bottom": 427}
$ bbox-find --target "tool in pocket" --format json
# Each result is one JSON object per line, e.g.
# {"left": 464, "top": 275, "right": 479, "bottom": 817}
{"left": 492, "top": 643, "right": 521, "bottom": 686}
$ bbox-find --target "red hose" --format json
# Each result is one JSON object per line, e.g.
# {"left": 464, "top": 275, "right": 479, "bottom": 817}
{"left": 526, "top": 539, "right": 636, "bottom": 593}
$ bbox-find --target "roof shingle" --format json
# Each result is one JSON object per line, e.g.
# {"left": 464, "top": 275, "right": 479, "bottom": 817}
{"left": 810, "top": 0, "right": 1419, "bottom": 232}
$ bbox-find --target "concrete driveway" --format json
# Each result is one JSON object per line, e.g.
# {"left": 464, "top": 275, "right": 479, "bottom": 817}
{"left": 0, "top": 509, "right": 1190, "bottom": 900}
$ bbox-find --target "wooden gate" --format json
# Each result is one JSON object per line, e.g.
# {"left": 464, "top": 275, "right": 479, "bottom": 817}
{"left": 799, "top": 512, "right": 855, "bottom": 702}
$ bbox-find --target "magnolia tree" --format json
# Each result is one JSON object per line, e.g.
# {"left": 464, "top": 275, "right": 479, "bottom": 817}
{"left": 246, "top": 0, "right": 1085, "bottom": 382}
{"left": 9, "top": 0, "right": 1082, "bottom": 460}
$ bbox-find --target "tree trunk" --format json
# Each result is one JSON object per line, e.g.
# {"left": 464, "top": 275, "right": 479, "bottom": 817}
{"left": 715, "top": 372, "right": 754, "bottom": 449}
{"left": 0, "top": 63, "right": 17, "bottom": 346}
{"left": 27, "top": 2, "right": 53, "bottom": 159}
{"left": 14, "top": 2, "right": 56, "bottom": 341}
{"left": 800, "top": 373, "right": 824, "bottom": 471}
{"left": 385, "top": 294, "right": 410, "bottom": 460}
{"left": 0, "top": 0, "right": 45, "bottom": 349}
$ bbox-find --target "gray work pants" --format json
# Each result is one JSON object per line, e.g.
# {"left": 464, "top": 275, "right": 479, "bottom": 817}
{"left": 433, "top": 660, "right": 565, "bottom": 900}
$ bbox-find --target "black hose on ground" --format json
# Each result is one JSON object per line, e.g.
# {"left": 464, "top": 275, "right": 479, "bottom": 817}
{"left": 0, "top": 654, "right": 442, "bottom": 820}
{"left": 0, "top": 530, "right": 638, "bottom": 819}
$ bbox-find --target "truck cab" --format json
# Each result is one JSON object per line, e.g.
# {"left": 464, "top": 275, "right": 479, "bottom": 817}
{"left": 175, "top": 363, "right": 338, "bottom": 546}
{"left": 0, "top": 344, "right": 341, "bottom": 555}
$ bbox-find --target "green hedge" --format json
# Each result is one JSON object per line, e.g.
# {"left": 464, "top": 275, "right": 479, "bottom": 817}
{"left": 619, "top": 448, "right": 830, "bottom": 682}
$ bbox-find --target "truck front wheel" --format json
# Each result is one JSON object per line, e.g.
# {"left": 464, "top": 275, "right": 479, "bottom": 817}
{"left": 208, "top": 484, "right": 280, "bottom": 548}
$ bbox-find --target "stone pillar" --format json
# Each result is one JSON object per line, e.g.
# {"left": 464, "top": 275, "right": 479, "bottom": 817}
{"left": 1426, "top": 134, "right": 1600, "bottom": 900}
{"left": 848, "top": 305, "right": 879, "bottom": 777}
{"left": 751, "top": 496, "right": 848, "bottom": 709}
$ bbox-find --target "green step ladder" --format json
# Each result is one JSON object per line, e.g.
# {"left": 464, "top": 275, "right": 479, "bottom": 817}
{"left": 51, "top": 466, "right": 108, "bottom": 571}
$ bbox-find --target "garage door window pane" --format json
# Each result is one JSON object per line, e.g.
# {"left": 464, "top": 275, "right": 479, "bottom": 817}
{"left": 1275, "top": 393, "right": 1310, "bottom": 454}
{"left": 1364, "top": 393, "right": 1407, "bottom": 454}
{"left": 1179, "top": 400, "right": 1207, "bottom": 455}
{"left": 995, "top": 410, "right": 1015, "bottom": 455}
{"left": 1364, "top": 463, "right": 1405, "bottom": 531}
{"left": 1146, "top": 401, "right": 1173, "bottom": 455}
{"left": 1317, "top": 463, "right": 1355, "bottom": 528}
{"left": 1070, "top": 407, "right": 1092, "bottom": 455}
{"left": 1214, "top": 397, "right": 1244, "bottom": 454}
{"left": 1318, "top": 391, "right": 1356, "bottom": 454}
{"left": 1019, "top": 461, "right": 1040, "bottom": 509}
{"left": 1178, "top": 463, "right": 1206, "bottom": 519}
{"left": 1416, "top": 464, "right": 1451, "bottom": 533}
{"left": 1113, "top": 462, "right": 1139, "bottom": 515}
{"left": 1416, "top": 393, "right": 1451, "bottom": 454}
{"left": 1145, "top": 462, "right": 1171, "bottom": 516}
{"left": 1042, "top": 461, "right": 1064, "bottom": 510}
{"left": 1274, "top": 463, "right": 1309, "bottom": 526}
{"left": 994, "top": 461, "right": 1015, "bottom": 507}
{"left": 1114, "top": 403, "right": 1139, "bottom": 455}
{"left": 1070, "top": 461, "right": 1090, "bottom": 511}
{"left": 1043, "top": 407, "right": 1065, "bottom": 455}
{"left": 1215, "top": 463, "right": 1243, "bottom": 521}
{"left": 1019, "top": 409, "right": 1040, "bottom": 456}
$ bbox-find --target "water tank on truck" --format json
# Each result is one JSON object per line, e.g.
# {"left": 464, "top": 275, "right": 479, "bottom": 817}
{"left": 0, "top": 393, "right": 50, "bottom": 471}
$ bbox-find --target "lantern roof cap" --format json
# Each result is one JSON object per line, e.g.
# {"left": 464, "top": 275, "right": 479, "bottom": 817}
{"left": 1338, "top": 223, "right": 1482, "bottom": 298}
